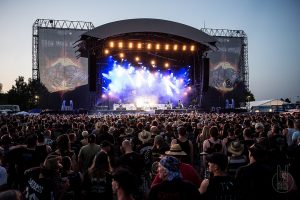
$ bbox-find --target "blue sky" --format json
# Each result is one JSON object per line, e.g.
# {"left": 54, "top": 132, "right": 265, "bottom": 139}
{"left": 0, "top": 0, "right": 299, "bottom": 101}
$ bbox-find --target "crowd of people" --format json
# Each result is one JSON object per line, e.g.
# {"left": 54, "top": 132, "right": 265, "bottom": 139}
{"left": 0, "top": 111, "right": 299, "bottom": 199}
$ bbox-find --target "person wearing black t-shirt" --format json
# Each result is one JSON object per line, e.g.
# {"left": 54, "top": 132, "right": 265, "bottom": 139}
{"left": 199, "top": 152, "right": 237, "bottom": 200}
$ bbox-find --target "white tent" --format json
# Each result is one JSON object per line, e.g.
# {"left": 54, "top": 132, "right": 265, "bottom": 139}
{"left": 250, "top": 99, "right": 286, "bottom": 112}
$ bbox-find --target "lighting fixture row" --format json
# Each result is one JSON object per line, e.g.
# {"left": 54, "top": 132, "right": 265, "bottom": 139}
{"left": 110, "top": 53, "right": 171, "bottom": 68}
{"left": 105, "top": 41, "right": 196, "bottom": 52}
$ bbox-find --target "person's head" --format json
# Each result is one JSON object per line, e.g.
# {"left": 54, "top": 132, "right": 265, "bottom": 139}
{"left": 138, "top": 130, "right": 152, "bottom": 144}
{"left": 61, "top": 156, "right": 72, "bottom": 171}
{"left": 243, "top": 128, "right": 252, "bottom": 139}
{"left": 121, "top": 139, "right": 132, "bottom": 153}
{"left": 177, "top": 126, "right": 186, "bottom": 137}
{"left": 248, "top": 143, "right": 266, "bottom": 163}
{"left": 209, "top": 126, "right": 219, "bottom": 139}
{"left": 81, "top": 131, "right": 89, "bottom": 138}
{"left": 56, "top": 134, "right": 70, "bottom": 151}
{"left": 158, "top": 156, "right": 181, "bottom": 181}
{"left": 201, "top": 125, "right": 210, "bottom": 139}
{"left": 271, "top": 123, "right": 280, "bottom": 135}
{"left": 255, "top": 123, "right": 264, "bottom": 133}
{"left": 154, "top": 135, "right": 164, "bottom": 146}
{"left": 206, "top": 152, "right": 228, "bottom": 173}
{"left": 89, "top": 152, "right": 111, "bottom": 175}
{"left": 227, "top": 140, "right": 244, "bottom": 156}
{"left": 165, "top": 143, "right": 187, "bottom": 160}
{"left": 88, "top": 134, "right": 96, "bottom": 144}
{"left": 112, "top": 168, "right": 137, "bottom": 196}
{"left": 43, "top": 155, "right": 63, "bottom": 173}
{"left": 100, "top": 140, "right": 112, "bottom": 153}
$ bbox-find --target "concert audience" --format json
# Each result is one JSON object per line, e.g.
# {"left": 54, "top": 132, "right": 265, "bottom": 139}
{"left": 0, "top": 111, "right": 299, "bottom": 199}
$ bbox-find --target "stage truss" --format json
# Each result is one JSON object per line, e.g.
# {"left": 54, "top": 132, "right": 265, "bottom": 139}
{"left": 32, "top": 19, "right": 94, "bottom": 81}
{"left": 201, "top": 28, "right": 249, "bottom": 91}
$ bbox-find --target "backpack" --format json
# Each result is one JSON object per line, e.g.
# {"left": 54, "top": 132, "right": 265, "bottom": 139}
{"left": 206, "top": 140, "right": 222, "bottom": 154}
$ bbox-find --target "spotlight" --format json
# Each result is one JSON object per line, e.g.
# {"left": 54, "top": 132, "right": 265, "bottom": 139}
{"left": 156, "top": 44, "right": 160, "bottom": 50}
{"left": 135, "top": 56, "right": 140, "bottom": 62}
{"left": 164, "top": 63, "right": 169, "bottom": 68}
{"left": 109, "top": 41, "right": 114, "bottom": 48}
{"left": 119, "top": 53, "right": 124, "bottom": 58}
{"left": 137, "top": 43, "right": 142, "bottom": 49}
{"left": 151, "top": 60, "right": 155, "bottom": 65}
{"left": 104, "top": 49, "right": 109, "bottom": 55}
{"left": 128, "top": 42, "right": 133, "bottom": 48}
{"left": 118, "top": 42, "right": 123, "bottom": 48}
{"left": 190, "top": 45, "right": 195, "bottom": 51}
{"left": 165, "top": 44, "right": 169, "bottom": 50}
{"left": 173, "top": 44, "right": 178, "bottom": 51}
{"left": 182, "top": 45, "right": 187, "bottom": 51}
{"left": 147, "top": 43, "right": 152, "bottom": 49}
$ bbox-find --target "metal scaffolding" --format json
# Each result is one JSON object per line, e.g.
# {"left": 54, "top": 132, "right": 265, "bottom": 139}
{"left": 32, "top": 19, "right": 94, "bottom": 81}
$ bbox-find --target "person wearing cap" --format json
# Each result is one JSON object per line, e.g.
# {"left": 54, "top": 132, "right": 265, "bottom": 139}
{"left": 151, "top": 144, "right": 201, "bottom": 188}
{"left": 199, "top": 152, "right": 237, "bottom": 199}
{"left": 235, "top": 143, "right": 276, "bottom": 200}
{"left": 148, "top": 156, "right": 200, "bottom": 200}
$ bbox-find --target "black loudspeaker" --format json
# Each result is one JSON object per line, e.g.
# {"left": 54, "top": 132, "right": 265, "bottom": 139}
{"left": 203, "top": 58, "right": 210, "bottom": 92}
{"left": 88, "top": 54, "right": 97, "bottom": 92}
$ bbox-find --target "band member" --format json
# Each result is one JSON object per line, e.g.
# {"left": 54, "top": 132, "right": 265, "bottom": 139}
{"left": 178, "top": 100, "right": 183, "bottom": 109}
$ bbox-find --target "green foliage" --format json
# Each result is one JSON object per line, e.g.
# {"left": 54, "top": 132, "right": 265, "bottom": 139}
{"left": 5, "top": 76, "right": 49, "bottom": 110}
{"left": 245, "top": 90, "right": 255, "bottom": 102}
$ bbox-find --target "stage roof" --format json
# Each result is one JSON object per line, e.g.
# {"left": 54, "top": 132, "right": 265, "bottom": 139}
{"left": 79, "top": 18, "right": 216, "bottom": 48}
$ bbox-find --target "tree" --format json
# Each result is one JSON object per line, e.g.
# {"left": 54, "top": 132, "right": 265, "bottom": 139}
{"left": 245, "top": 90, "right": 255, "bottom": 102}
{"left": 6, "top": 76, "right": 49, "bottom": 110}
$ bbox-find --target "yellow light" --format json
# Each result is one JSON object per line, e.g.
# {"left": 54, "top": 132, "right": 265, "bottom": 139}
{"left": 164, "top": 63, "right": 169, "bottom": 68}
{"left": 135, "top": 56, "right": 140, "bottom": 62}
{"left": 173, "top": 44, "right": 178, "bottom": 51}
{"left": 182, "top": 45, "right": 187, "bottom": 51}
{"left": 156, "top": 44, "right": 160, "bottom": 50}
{"left": 104, "top": 49, "right": 109, "bottom": 54}
{"left": 120, "top": 53, "right": 124, "bottom": 58}
{"left": 128, "top": 42, "right": 133, "bottom": 48}
{"left": 137, "top": 43, "right": 142, "bottom": 49}
{"left": 165, "top": 44, "right": 169, "bottom": 50}
{"left": 190, "top": 45, "right": 195, "bottom": 51}
{"left": 151, "top": 60, "right": 155, "bottom": 65}
{"left": 118, "top": 42, "right": 123, "bottom": 48}
{"left": 147, "top": 43, "right": 152, "bottom": 49}
{"left": 109, "top": 41, "right": 114, "bottom": 48}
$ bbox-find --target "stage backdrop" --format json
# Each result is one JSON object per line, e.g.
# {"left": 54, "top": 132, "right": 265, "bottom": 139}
{"left": 202, "top": 36, "right": 248, "bottom": 108}
{"left": 38, "top": 28, "right": 89, "bottom": 110}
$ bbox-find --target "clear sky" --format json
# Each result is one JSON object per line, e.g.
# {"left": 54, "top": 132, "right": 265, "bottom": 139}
{"left": 0, "top": 0, "right": 299, "bottom": 101}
